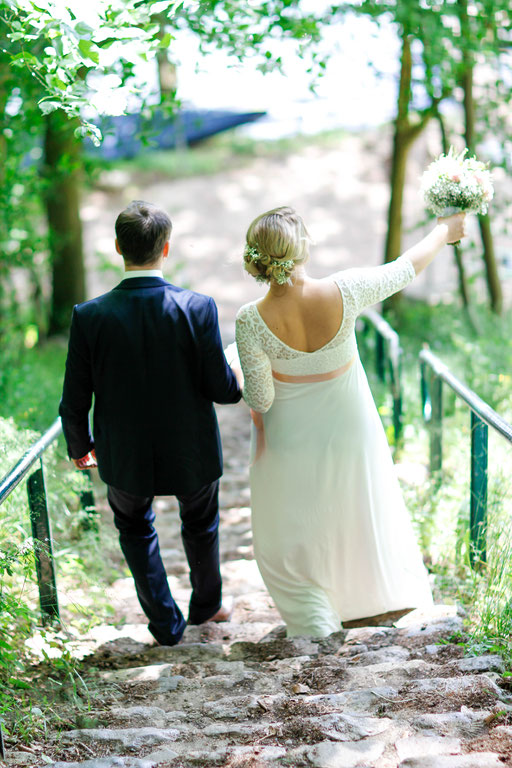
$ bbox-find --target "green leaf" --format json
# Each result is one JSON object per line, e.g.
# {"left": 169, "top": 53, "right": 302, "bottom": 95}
{"left": 74, "top": 21, "right": 94, "bottom": 37}
{"left": 78, "top": 38, "right": 100, "bottom": 64}
{"left": 74, "top": 122, "right": 102, "bottom": 146}
{"left": 150, "top": 0, "right": 174, "bottom": 12}
{"left": 38, "top": 100, "right": 62, "bottom": 115}
{"left": 158, "top": 32, "right": 173, "bottom": 48}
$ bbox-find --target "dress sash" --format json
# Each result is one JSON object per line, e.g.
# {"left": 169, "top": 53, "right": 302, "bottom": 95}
{"left": 251, "top": 356, "right": 356, "bottom": 464}
{"left": 271, "top": 356, "right": 355, "bottom": 383}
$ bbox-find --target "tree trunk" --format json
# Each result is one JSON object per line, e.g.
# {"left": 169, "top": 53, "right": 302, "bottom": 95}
{"left": 384, "top": 34, "right": 412, "bottom": 269}
{"left": 154, "top": 14, "right": 177, "bottom": 104}
{"left": 44, "top": 111, "right": 85, "bottom": 335}
{"left": 383, "top": 34, "right": 418, "bottom": 313}
{"left": 459, "top": 0, "right": 502, "bottom": 314}
{"left": 478, "top": 214, "right": 502, "bottom": 313}
{"left": 157, "top": 51, "right": 177, "bottom": 103}
{"left": 0, "top": 61, "right": 12, "bottom": 349}
{"left": 0, "top": 64, "right": 9, "bottom": 197}
{"left": 436, "top": 112, "right": 472, "bottom": 311}
{"left": 384, "top": 127, "right": 412, "bottom": 270}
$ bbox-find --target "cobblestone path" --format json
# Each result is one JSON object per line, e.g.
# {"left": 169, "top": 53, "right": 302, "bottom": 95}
{"left": 5, "top": 404, "right": 512, "bottom": 768}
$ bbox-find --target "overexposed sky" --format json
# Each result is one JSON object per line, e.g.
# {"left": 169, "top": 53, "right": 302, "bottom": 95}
{"left": 171, "top": 13, "right": 401, "bottom": 134}
{"left": 83, "top": 8, "right": 401, "bottom": 135}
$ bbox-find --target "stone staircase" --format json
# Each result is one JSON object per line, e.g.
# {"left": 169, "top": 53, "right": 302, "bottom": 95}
{"left": 12, "top": 604, "right": 512, "bottom": 768}
{"left": 5, "top": 405, "right": 512, "bottom": 768}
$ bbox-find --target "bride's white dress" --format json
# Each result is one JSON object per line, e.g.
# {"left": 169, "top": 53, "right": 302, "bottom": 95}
{"left": 235, "top": 255, "right": 433, "bottom": 637}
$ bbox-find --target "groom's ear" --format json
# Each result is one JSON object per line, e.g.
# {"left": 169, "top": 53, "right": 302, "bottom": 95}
{"left": 115, "top": 239, "right": 123, "bottom": 256}
{"left": 163, "top": 241, "right": 170, "bottom": 258}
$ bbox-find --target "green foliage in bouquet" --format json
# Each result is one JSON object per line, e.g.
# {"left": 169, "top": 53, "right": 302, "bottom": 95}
{"left": 421, "top": 147, "right": 494, "bottom": 217}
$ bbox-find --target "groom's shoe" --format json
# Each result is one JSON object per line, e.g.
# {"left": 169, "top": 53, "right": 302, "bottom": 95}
{"left": 208, "top": 603, "right": 233, "bottom": 623}
{"left": 188, "top": 598, "right": 234, "bottom": 625}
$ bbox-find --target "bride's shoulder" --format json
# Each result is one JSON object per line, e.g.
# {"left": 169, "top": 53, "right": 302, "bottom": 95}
{"left": 327, "top": 266, "right": 358, "bottom": 281}
{"left": 236, "top": 301, "right": 258, "bottom": 322}
{"left": 324, "top": 270, "right": 353, "bottom": 289}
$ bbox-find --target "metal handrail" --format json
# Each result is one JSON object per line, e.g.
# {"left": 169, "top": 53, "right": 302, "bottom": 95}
{"left": 0, "top": 417, "right": 98, "bottom": 760}
{"left": 0, "top": 417, "right": 97, "bottom": 627}
{"left": 420, "top": 349, "right": 512, "bottom": 442}
{"left": 0, "top": 418, "right": 64, "bottom": 626}
{"left": 419, "top": 347, "right": 512, "bottom": 566}
{"left": 0, "top": 418, "right": 62, "bottom": 505}
{"left": 359, "top": 308, "right": 403, "bottom": 442}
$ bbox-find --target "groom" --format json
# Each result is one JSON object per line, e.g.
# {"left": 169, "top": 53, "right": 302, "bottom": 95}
{"left": 59, "top": 200, "right": 242, "bottom": 645}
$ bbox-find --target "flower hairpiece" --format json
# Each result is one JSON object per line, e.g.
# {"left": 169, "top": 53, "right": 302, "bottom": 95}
{"left": 243, "top": 245, "right": 295, "bottom": 285}
{"left": 244, "top": 245, "right": 263, "bottom": 264}
{"left": 266, "top": 259, "right": 295, "bottom": 285}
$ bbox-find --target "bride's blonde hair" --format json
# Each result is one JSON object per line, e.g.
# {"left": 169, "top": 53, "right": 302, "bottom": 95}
{"left": 243, "top": 206, "right": 311, "bottom": 285}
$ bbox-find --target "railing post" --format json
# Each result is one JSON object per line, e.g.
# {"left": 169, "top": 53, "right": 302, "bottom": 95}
{"left": 388, "top": 343, "right": 403, "bottom": 444}
{"left": 376, "top": 330, "right": 385, "bottom": 381}
{"left": 430, "top": 373, "right": 443, "bottom": 475}
{"left": 470, "top": 411, "right": 488, "bottom": 566}
{"left": 420, "top": 357, "right": 429, "bottom": 420}
{"left": 80, "top": 469, "right": 99, "bottom": 533}
{"left": 27, "top": 459, "right": 60, "bottom": 625}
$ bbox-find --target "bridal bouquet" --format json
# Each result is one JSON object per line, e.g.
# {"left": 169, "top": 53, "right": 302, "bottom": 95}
{"left": 421, "top": 147, "right": 494, "bottom": 218}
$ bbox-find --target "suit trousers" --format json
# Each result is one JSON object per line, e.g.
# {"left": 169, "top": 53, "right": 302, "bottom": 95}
{"left": 107, "top": 479, "right": 222, "bottom": 646}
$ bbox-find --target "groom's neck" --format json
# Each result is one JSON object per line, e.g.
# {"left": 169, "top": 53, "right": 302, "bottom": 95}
{"left": 125, "top": 259, "right": 163, "bottom": 272}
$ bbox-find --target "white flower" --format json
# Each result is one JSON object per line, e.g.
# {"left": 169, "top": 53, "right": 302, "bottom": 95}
{"left": 421, "top": 147, "right": 494, "bottom": 217}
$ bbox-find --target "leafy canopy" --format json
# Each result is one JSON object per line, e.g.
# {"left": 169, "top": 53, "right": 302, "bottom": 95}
{"left": 1, "top": 0, "right": 335, "bottom": 142}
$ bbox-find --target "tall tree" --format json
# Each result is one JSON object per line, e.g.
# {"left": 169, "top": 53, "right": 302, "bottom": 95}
{"left": 1, "top": 0, "right": 335, "bottom": 333}
{"left": 458, "top": 0, "right": 503, "bottom": 314}
{"left": 436, "top": 110, "right": 472, "bottom": 315}
{"left": 352, "top": 1, "right": 455, "bottom": 310}
{"left": 354, "top": 0, "right": 510, "bottom": 314}
{"left": 43, "top": 111, "right": 85, "bottom": 334}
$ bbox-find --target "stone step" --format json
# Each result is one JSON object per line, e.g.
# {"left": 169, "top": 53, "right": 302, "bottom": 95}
{"left": 398, "top": 754, "right": 503, "bottom": 768}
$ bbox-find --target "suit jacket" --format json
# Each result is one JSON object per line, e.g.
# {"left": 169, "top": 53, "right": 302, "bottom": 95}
{"left": 59, "top": 276, "right": 242, "bottom": 496}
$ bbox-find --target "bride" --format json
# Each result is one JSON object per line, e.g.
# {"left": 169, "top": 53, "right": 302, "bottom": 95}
{"left": 234, "top": 206, "right": 466, "bottom": 637}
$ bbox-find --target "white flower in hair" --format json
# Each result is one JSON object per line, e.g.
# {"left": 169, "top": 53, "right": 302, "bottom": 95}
{"left": 243, "top": 244, "right": 295, "bottom": 285}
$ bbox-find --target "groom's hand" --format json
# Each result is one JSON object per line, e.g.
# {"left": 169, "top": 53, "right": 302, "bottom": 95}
{"left": 72, "top": 449, "right": 97, "bottom": 470}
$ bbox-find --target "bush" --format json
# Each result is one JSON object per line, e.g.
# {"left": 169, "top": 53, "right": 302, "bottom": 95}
{"left": 0, "top": 415, "right": 118, "bottom": 739}
{"left": 360, "top": 300, "right": 512, "bottom": 665}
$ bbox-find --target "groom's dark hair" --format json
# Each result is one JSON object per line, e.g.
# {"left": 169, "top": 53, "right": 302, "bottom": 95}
{"left": 115, "top": 200, "right": 172, "bottom": 266}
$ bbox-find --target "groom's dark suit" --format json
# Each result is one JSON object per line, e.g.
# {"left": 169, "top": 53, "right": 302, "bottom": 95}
{"left": 60, "top": 275, "right": 241, "bottom": 644}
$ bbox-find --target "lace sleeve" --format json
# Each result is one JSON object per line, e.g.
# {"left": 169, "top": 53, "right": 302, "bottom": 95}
{"left": 235, "top": 306, "right": 275, "bottom": 413}
{"left": 336, "top": 255, "right": 416, "bottom": 315}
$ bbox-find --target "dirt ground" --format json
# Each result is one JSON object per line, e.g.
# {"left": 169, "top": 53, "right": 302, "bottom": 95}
{"left": 82, "top": 127, "right": 512, "bottom": 346}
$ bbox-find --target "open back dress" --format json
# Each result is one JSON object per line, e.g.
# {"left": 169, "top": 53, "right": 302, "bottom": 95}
{"left": 235, "top": 255, "right": 433, "bottom": 637}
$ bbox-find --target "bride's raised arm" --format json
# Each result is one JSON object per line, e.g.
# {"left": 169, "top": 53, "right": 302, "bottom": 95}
{"left": 333, "top": 213, "right": 467, "bottom": 317}
{"left": 402, "top": 213, "right": 466, "bottom": 275}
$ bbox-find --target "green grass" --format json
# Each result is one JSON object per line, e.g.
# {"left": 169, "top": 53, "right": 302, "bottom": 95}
{"left": 0, "top": 336, "right": 68, "bottom": 432}
{"left": 360, "top": 299, "right": 512, "bottom": 668}
{"left": 0, "top": 339, "right": 120, "bottom": 741}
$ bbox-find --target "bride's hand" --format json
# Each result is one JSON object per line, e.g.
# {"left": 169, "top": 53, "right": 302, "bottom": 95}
{"left": 437, "top": 212, "right": 466, "bottom": 244}
{"left": 231, "top": 362, "right": 244, "bottom": 389}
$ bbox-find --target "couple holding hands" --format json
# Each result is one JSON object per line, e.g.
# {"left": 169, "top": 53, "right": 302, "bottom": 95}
{"left": 59, "top": 199, "right": 465, "bottom": 643}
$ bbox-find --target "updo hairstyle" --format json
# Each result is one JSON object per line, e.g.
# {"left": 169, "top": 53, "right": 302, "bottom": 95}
{"left": 243, "top": 206, "right": 311, "bottom": 285}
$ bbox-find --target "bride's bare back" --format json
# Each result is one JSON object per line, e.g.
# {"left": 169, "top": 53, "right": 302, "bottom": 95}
{"left": 256, "top": 274, "right": 343, "bottom": 353}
